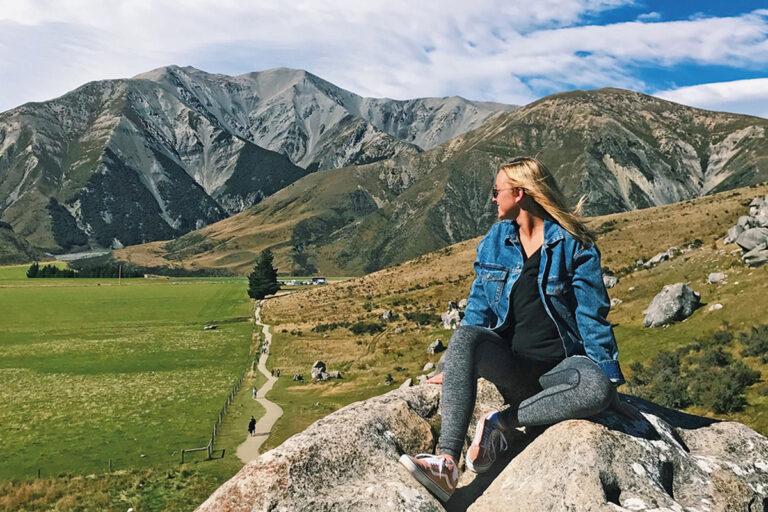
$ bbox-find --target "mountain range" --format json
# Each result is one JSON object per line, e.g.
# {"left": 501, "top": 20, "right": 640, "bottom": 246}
{"left": 117, "top": 87, "right": 768, "bottom": 276}
{"left": 0, "top": 65, "right": 511, "bottom": 253}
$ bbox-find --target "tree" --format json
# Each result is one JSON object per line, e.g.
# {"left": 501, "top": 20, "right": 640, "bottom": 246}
{"left": 248, "top": 249, "right": 280, "bottom": 300}
{"left": 26, "top": 262, "right": 39, "bottom": 278}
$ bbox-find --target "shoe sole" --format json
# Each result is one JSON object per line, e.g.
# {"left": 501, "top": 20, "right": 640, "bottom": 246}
{"left": 399, "top": 454, "right": 452, "bottom": 502}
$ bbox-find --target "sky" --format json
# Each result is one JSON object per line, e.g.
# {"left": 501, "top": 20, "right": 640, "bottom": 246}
{"left": 1, "top": 0, "right": 767, "bottom": 117}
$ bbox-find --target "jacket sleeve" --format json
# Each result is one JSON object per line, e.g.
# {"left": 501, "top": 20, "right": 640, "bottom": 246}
{"left": 461, "top": 241, "right": 497, "bottom": 328}
{"left": 571, "top": 243, "right": 625, "bottom": 385}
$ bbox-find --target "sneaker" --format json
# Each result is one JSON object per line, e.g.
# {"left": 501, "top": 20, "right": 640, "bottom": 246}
{"left": 466, "top": 412, "right": 508, "bottom": 473}
{"left": 399, "top": 453, "right": 458, "bottom": 502}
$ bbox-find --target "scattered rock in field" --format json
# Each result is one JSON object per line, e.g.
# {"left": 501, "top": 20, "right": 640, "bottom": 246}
{"left": 322, "top": 334, "right": 328, "bottom": 338}
{"left": 394, "top": 327, "right": 403, "bottom": 334}
{"left": 381, "top": 310, "right": 392, "bottom": 321}
{"left": 628, "top": 286, "right": 635, "bottom": 292}
{"left": 603, "top": 275, "right": 619, "bottom": 289}
{"left": 203, "top": 324, "right": 218, "bottom": 330}
{"left": 198, "top": 382, "right": 768, "bottom": 512}
{"left": 311, "top": 361, "right": 326, "bottom": 380}
{"left": 458, "top": 298, "right": 468, "bottom": 309}
{"left": 735, "top": 227, "right": 768, "bottom": 252}
{"left": 422, "top": 362, "right": 435, "bottom": 372}
{"left": 441, "top": 301, "right": 464, "bottom": 329}
{"left": 327, "top": 371, "right": 342, "bottom": 379}
{"left": 707, "top": 272, "right": 727, "bottom": 284}
{"left": 399, "top": 378, "right": 412, "bottom": 389}
{"left": 427, "top": 339, "right": 446, "bottom": 354}
{"left": 610, "top": 298, "right": 623, "bottom": 307}
{"left": 743, "top": 243, "right": 768, "bottom": 267}
{"left": 635, "top": 258, "right": 646, "bottom": 266}
{"left": 708, "top": 303, "right": 724, "bottom": 312}
{"left": 644, "top": 247, "right": 677, "bottom": 268}
{"left": 384, "top": 373, "right": 393, "bottom": 386}
{"left": 315, "top": 372, "right": 330, "bottom": 382}
{"left": 292, "top": 374, "right": 303, "bottom": 381}
{"left": 643, "top": 283, "right": 702, "bottom": 327}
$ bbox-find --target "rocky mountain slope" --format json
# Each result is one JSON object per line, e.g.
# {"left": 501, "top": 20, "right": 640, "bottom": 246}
{"left": 0, "top": 65, "right": 510, "bottom": 253}
{"left": 0, "top": 222, "right": 44, "bottom": 265}
{"left": 118, "top": 88, "right": 768, "bottom": 275}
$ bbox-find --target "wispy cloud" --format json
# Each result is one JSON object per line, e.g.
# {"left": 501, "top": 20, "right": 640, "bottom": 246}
{"left": 655, "top": 78, "right": 768, "bottom": 118}
{"left": 0, "top": 1, "right": 767, "bottom": 117}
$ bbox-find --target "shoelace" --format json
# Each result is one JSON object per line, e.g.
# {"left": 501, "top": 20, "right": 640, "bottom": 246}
{"left": 414, "top": 454, "right": 454, "bottom": 476}
{"left": 474, "top": 418, "right": 508, "bottom": 458}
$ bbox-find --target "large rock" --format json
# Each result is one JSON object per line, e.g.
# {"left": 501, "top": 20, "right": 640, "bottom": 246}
{"left": 311, "top": 361, "right": 327, "bottom": 380}
{"left": 441, "top": 308, "right": 463, "bottom": 329}
{"left": 725, "top": 224, "right": 745, "bottom": 244}
{"left": 743, "top": 243, "right": 768, "bottom": 267}
{"left": 197, "top": 383, "right": 768, "bottom": 511}
{"left": 736, "top": 228, "right": 768, "bottom": 252}
{"left": 707, "top": 272, "right": 726, "bottom": 284}
{"left": 428, "top": 339, "right": 446, "bottom": 354}
{"left": 603, "top": 275, "right": 619, "bottom": 289}
{"left": 643, "top": 283, "right": 702, "bottom": 327}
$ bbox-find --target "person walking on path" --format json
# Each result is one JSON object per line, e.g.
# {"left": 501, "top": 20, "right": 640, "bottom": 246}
{"left": 400, "top": 157, "right": 636, "bottom": 503}
{"left": 271, "top": 369, "right": 274, "bottom": 377}
{"left": 252, "top": 387, "right": 258, "bottom": 399}
{"left": 276, "top": 369, "right": 280, "bottom": 378}
{"left": 248, "top": 416, "right": 256, "bottom": 437}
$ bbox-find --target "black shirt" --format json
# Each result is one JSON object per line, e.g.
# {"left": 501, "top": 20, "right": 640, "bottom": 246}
{"left": 498, "top": 247, "right": 565, "bottom": 362}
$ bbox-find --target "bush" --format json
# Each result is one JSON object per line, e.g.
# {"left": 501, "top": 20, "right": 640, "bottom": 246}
{"left": 349, "top": 321, "right": 385, "bottom": 335}
{"left": 403, "top": 312, "right": 440, "bottom": 326}
{"left": 740, "top": 325, "right": 768, "bottom": 363}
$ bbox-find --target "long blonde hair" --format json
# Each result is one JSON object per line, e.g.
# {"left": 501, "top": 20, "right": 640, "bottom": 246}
{"left": 499, "top": 157, "right": 595, "bottom": 246}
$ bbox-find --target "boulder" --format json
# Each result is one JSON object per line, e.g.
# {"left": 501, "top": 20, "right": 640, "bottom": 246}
{"left": 203, "top": 324, "right": 218, "bottom": 330}
{"left": 441, "top": 308, "right": 463, "bottom": 329}
{"left": 311, "top": 361, "right": 327, "bottom": 380}
{"left": 743, "top": 243, "right": 768, "bottom": 267}
{"left": 382, "top": 310, "right": 393, "bottom": 321}
{"left": 458, "top": 298, "right": 468, "bottom": 309}
{"left": 292, "top": 374, "right": 303, "bottom": 381}
{"left": 422, "top": 362, "right": 435, "bottom": 372}
{"left": 735, "top": 227, "right": 768, "bottom": 252}
{"left": 610, "top": 298, "right": 622, "bottom": 307}
{"left": 708, "top": 303, "right": 724, "bottom": 312}
{"left": 644, "top": 248, "right": 675, "bottom": 267}
{"left": 603, "top": 275, "right": 619, "bottom": 289}
{"left": 428, "top": 339, "right": 446, "bottom": 354}
{"left": 643, "top": 283, "right": 702, "bottom": 327}
{"left": 416, "top": 375, "right": 428, "bottom": 385}
{"left": 725, "top": 224, "right": 745, "bottom": 244}
{"left": 197, "top": 383, "right": 768, "bottom": 512}
{"left": 384, "top": 373, "right": 394, "bottom": 386}
{"left": 328, "top": 371, "right": 343, "bottom": 379}
{"left": 394, "top": 327, "right": 404, "bottom": 334}
{"left": 707, "top": 272, "right": 727, "bottom": 284}
{"left": 737, "top": 215, "right": 758, "bottom": 229}
{"left": 315, "top": 372, "right": 331, "bottom": 382}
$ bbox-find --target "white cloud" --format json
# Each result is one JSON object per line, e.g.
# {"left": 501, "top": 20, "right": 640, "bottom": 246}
{"left": 655, "top": 79, "right": 768, "bottom": 119}
{"left": 0, "top": 1, "right": 767, "bottom": 116}
{"left": 637, "top": 11, "right": 661, "bottom": 21}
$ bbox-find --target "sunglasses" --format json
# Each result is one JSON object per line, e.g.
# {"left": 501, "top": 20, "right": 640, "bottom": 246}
{"left": 492, "top": 186, "right": 524, "bottom": 198}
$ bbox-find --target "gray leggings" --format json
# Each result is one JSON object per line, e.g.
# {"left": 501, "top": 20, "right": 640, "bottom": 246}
{"left": 439, "top": 325, "right": 615, "bottom": 460}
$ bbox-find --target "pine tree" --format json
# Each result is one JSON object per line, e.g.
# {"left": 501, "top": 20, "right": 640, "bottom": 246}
{"left": 248, "top": 249, "right": 281, "bottom": 300}
{"left": 26, "top": 262, "right": 39, "bottom": 278}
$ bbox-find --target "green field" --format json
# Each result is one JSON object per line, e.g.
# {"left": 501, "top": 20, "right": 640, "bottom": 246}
{"left": 0, "top": 264, "right": 258, "bottom": 484}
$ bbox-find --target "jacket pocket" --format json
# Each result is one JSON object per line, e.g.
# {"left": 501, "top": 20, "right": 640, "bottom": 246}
{"left": 480, "top": 265, "right": 509, "bottom": 304}
{"left": 545, "top": 280, "right": 571, "bottom": 296}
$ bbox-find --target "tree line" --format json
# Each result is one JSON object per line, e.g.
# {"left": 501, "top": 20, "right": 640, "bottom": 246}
{"left": 26, "top": 262, "right": 144, "bottom": 278}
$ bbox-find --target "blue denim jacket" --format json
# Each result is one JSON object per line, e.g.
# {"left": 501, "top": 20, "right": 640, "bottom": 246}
{"left": 462, "top": 219, "right": 625, "bottom": 385}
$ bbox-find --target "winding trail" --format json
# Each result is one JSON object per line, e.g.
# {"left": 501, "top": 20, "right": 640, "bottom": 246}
{"left": 236, "top": 300, "right": 284, "bottom": 463}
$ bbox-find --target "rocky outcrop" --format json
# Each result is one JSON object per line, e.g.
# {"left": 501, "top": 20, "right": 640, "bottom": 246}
{"left": 643, "top": 283, "right": 702, "bottom": 327}
{"left": 197, "top": 382, "right": 768, "bottom": 511}
{"left": 428, "top": 339, "right": 446, "bottom": 354}
{"left": 441, "top": 302, "right": 464, "bottom": 329}
{"left": 725, "top": 194, "right": 768, "bottom": 267}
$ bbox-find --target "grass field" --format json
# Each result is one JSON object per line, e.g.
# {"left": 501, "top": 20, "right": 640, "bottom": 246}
{"left": 0, "top": 264, "right": 261, "bottom": 509}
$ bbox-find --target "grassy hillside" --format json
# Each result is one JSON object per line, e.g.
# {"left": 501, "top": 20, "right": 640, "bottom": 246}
{"left": 259, "top": 182, "right": 768, "bottom": 449}
{"left": 0, "top": 224, "right": 45, "bottom": 265}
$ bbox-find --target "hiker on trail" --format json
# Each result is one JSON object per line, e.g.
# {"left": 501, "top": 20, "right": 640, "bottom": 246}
{"left": 400, "top": 157, "right": 635, "bottom": 503}
{"left": 276, "top": 369, "right": 280, "bottom": 377}
{"left": 252, "top": 387, "right": 258, "bottom": 399}
{"left": 248, "top": 416, "right": 256, "bottom": 437}
{"left": 271, "top": 369, "right": 274, "bottom": 377}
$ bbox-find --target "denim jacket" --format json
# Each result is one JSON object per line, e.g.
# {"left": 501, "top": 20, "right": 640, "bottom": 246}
{"left": 462, "top": 219, "right": 625, "bottom": 385}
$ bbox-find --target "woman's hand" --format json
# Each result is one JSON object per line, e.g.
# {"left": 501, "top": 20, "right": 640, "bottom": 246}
{"left": 425, "top": 372, "right": 443, "bottom": 385}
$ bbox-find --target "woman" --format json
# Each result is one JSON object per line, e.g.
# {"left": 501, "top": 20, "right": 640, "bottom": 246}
{"left": 399, "top": 157, "right": 625, "bottom": 502}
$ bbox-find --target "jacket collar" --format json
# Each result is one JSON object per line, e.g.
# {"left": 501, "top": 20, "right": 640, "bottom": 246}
{"left": 501, "top": 218, "right": 565, "bottom": 247}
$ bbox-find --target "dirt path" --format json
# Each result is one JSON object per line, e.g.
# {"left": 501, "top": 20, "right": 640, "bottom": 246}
{"left": 236, "top": 300, "right": 284, "bottom": 463}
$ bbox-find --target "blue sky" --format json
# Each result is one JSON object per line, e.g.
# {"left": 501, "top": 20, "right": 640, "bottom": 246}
{"left": 1, "top": 0, "right": 767, "bottom": 117}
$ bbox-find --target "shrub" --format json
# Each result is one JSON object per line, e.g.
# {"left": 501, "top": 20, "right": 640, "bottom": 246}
{"left": 403, "top": 312, "right": 440, "bottom": 326}
{"left": 740, "top": 325, "right": 768, "bottom": 363}
{"left": 349, "top": 321, "right": 385, "bottom": 335}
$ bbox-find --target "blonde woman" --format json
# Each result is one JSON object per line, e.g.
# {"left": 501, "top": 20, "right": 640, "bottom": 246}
{"left": 400, "top": 157, "right": 625, "bottom": 502}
